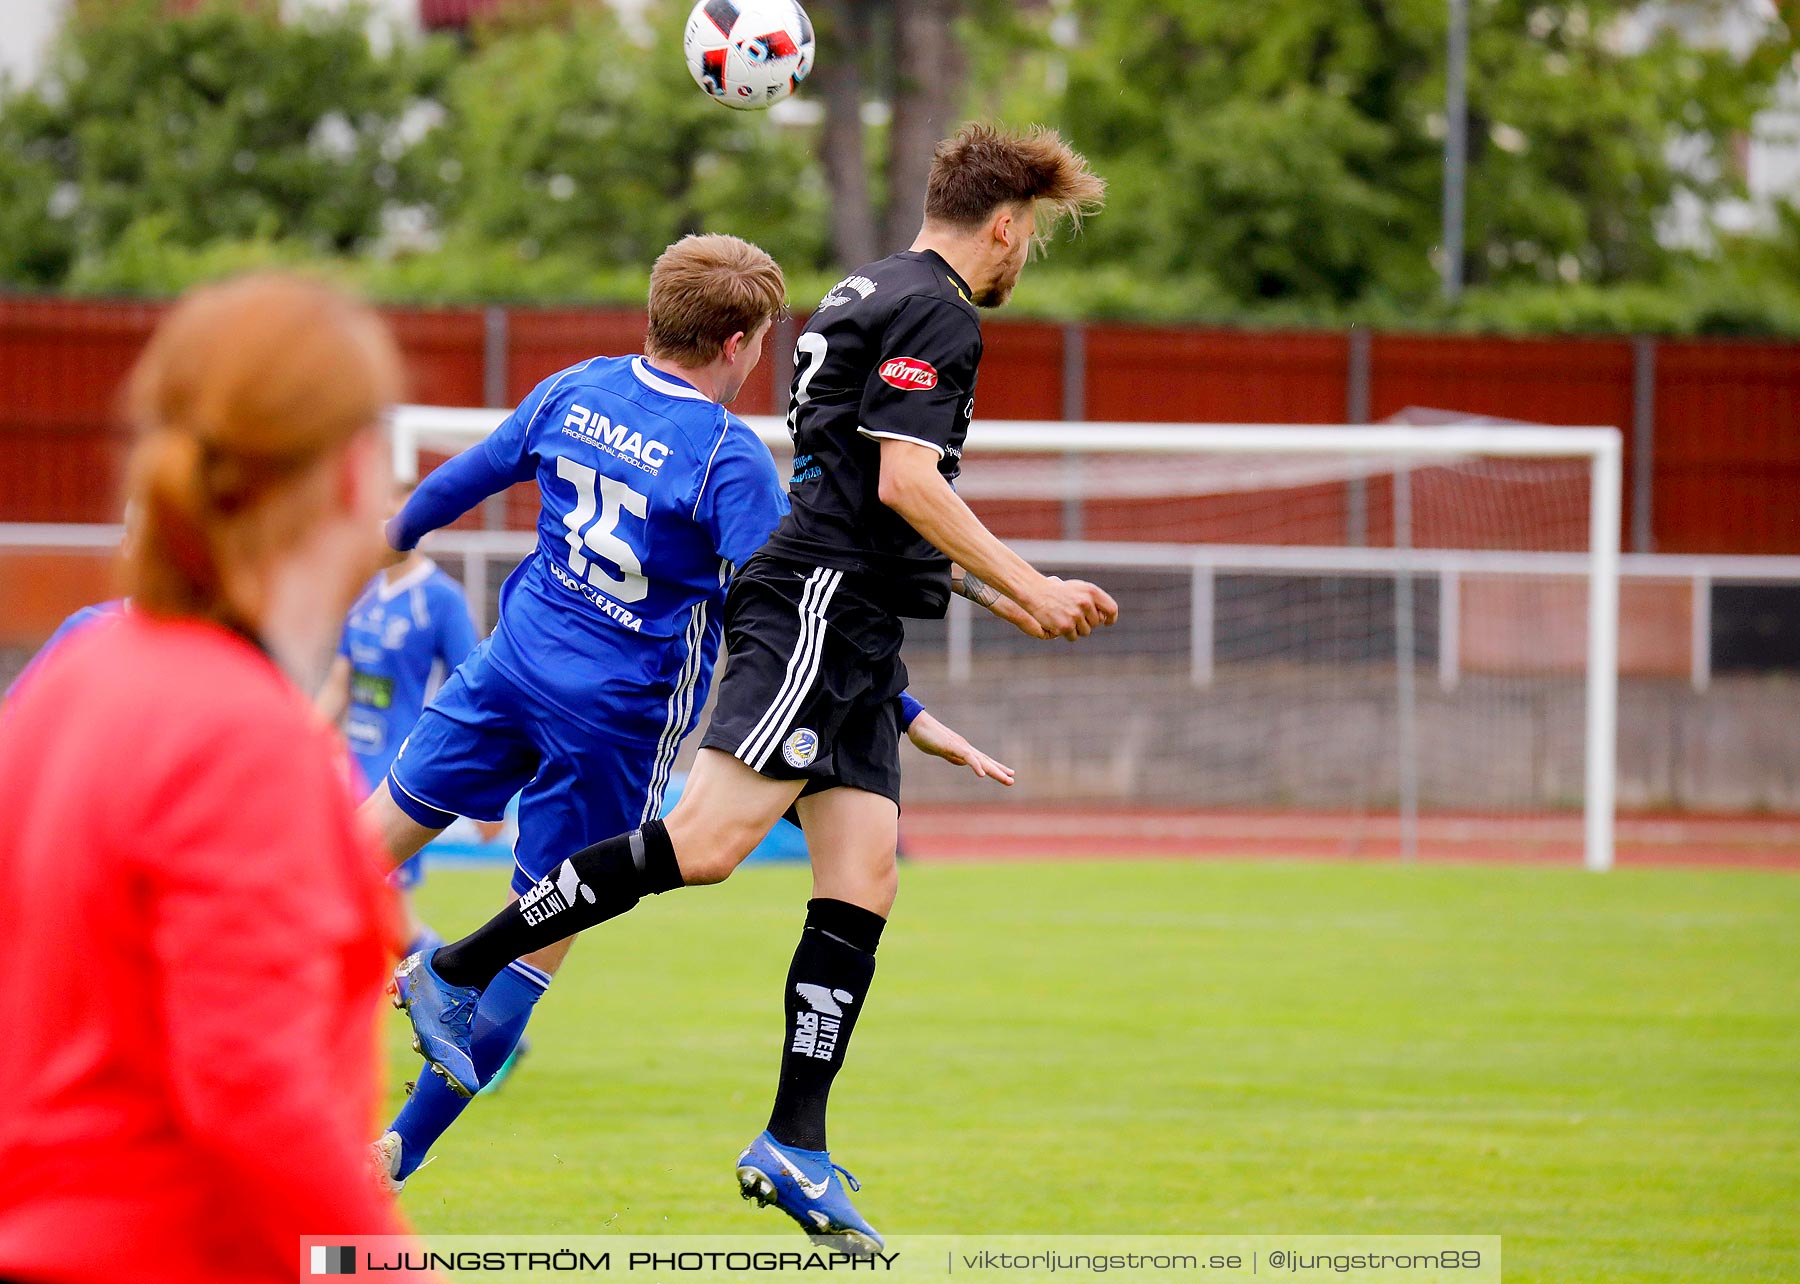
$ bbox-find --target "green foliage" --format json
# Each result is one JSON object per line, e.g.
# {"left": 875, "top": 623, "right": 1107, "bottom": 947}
{"left": 356, "top": 234, "right": 653, "bottom": 307}
{"left": 1025, "top": 0, "right": 1443, "bottom": 302}
{"left": 1459, "top": 0, "right": 1784, "bottom": 286}
{"left": 0, "top": 0, "right": 452, "bottom": 287}
{"left": 52, "top": 224, "right": 852, "bottom": 315}
{"left": 999, "top": 261, "right": 1800, "bottom": 337}
{"left": 969, "top": 0, "right": 1796, "bottom": 306}
{"left": 59, "top": 218, "right": 341, "bottom": 296}
{"left": 1, "top": 0, "right": 1797, "bottom": 336}
{"left": 1446, "top": 274, "right": 1800, "bottom": 337}
{"left": 425, "top": 0, "right": 828, "bottom": 276}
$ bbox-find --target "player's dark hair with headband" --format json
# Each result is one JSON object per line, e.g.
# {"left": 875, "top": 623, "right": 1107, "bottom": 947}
{"left": 923, "top": 123, "right": 1107, "bottom": 240}
{"left": 647, "top": 234, "right": 787, "bottom": 367}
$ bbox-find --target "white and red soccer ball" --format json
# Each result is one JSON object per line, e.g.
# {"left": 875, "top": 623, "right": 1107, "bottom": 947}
{"left": 684, "top": 0, "right": 816, "bottom": 111}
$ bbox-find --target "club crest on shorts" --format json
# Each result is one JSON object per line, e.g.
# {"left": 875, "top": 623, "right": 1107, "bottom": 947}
{"left": 782, "top": 727, "right": 820, "bottom": 768}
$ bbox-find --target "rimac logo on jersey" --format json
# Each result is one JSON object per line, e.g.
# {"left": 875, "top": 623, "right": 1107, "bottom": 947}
{"left": 562, "top": 404, "right": 671, "bottom": 474}
{"left": 878, "top": 357, "right": 938, "bottom": 391}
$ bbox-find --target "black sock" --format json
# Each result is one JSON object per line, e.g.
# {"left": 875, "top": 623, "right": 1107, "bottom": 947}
{"left": 766, "top": 898, "right": 886, "bottom": 1153}
{"left": 433, "top": 820, "right": 682, "bottom": 990}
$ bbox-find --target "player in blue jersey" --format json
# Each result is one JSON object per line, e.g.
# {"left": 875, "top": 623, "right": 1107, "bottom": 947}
{"left": 360, "top": 235, "right": 1008, "bottom": 1196}
{"left": 5, "top": 600, "right": 129, "bottom": 703}
{"left": 316, "top": 494, "right": 481, "bottom": 955}
{"left": 362, "top": 234, "right": 790, "bottom": 1190}
{"left": 3, "top": 510, "right": 137, "bottom": 706}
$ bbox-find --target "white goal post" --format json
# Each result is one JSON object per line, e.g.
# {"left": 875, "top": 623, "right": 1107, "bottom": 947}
{"left": 391, "top": 407, "right": 1623, "bottom": 872}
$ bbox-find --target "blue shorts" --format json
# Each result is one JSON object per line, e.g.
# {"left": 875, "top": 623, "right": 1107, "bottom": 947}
{"left": 386, "top": 640, "right": 660, "bottom": 896}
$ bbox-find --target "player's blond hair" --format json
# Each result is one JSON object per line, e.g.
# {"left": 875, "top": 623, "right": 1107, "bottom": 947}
{"left": 124, "top": 273, "right": 401, "bottom": 629}
{"left": 924, "top": 123, "right": 1107, "bottom": 241}
{"left": 646, "top": 234, "right": 787, "bottom": 367}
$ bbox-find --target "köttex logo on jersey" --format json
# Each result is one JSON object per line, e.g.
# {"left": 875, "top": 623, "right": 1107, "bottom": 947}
{"left": 878, "top": 357, "right": 938, "bottom": 391}
{"left": 562, "top": 404, "right": 671, "bottom": 473}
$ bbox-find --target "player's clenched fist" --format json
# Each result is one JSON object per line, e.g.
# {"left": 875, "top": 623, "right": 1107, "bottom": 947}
{"left": 1026, "top": 575, "right": 1119, "bottom": 641}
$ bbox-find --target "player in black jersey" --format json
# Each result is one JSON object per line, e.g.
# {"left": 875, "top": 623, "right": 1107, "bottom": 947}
{"left": 398, "top": 124, "right": 1112, "bottom": 1252}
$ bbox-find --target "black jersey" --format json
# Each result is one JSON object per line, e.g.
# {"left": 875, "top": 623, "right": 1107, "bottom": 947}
{"left": 760, "top": 249, "right": 981, "bottom": 618}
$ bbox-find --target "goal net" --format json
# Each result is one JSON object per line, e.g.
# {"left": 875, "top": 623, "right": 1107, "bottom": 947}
{"left": 392, "top": 409, "right": 1623, "bottom": 870}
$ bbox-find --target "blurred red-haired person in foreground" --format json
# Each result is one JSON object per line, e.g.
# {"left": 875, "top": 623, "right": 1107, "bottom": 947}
{"left": 0, "top": 275, "right": 432, "bottom": 1284}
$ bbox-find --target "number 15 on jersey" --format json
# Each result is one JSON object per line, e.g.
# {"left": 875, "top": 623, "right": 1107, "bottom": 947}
{"left": 556, "top": 457, "right": 650, "bottom": 604}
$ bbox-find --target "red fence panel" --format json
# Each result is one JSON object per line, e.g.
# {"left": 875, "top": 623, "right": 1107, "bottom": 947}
{"left": 978, "top": 322, "right": 1065, "bottom": 420}
{"left": 384, "top": 307, "right": 486, "bottom": 407}
{"left": 0, "top": 297, "right": 164, "bottom": 521}
{"left": 1085, "top": 327, "right": 1348, "bottom": 423}
{"left": 1369, "top": 334, "right": 1637, "bottom": 428}
{"left": 1370, "top": 333, "right": 1640, "bottom": 546}
{"left": 1654, "top": 340, "right": 1800, "bottom": 554}
{"left": 3, "top": 298, "right": 1800, "bottom": 554}
{"left": 505, "top": 307, "right": 649, "bottom": 402}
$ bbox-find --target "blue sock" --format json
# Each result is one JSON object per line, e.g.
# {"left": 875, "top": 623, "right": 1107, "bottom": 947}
{"left": 389, "top": 959, "right": 550, "bottom": 1179}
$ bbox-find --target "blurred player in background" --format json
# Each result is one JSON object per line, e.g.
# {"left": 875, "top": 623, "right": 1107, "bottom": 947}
{"left": 362, "top": 234, "right": 1009, "bottom": 1195}
{"left": 317, "top": 481, "right": 483, "bottom": 958}
{"left": 4, "top": 599, "right": 127, "bottom": 702}
{"left": 0, "top": 274, "right": 433, "bottom": 1284}
{"left": 0, "top": 508, "right": 138, "bottom": 704}
{"left": 396, "top": 124, "right": 1109, "bottom": 1252}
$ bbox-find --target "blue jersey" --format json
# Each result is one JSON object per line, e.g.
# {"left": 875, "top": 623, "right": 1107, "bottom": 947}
{"left": 477, "top": 356, "right": 789, "bottom": 746}
{"left": 6, "top": 599, "right": 128, "bottom": 699}
{"left": 338, "top": 561, "right": 480, "bottom": 790}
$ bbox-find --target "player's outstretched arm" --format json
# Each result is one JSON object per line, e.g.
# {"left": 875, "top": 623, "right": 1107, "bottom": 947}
{"left": 876, "top": 438, "right": 1117, "bottom": 641}
{"left": 386, "top": 442, "right": 531, "bottom": 551}
{"left": 905, "top": 708, "right": 1015, "bottom": 786}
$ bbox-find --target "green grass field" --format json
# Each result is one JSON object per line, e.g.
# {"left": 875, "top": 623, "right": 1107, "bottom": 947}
{"left": 391, "top": 859, "right": 1799, "bottom": 1283}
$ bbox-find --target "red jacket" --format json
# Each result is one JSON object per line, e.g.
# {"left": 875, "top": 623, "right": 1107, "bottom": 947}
{"left": 0, "top": 614, "right": 419, "bottom": 1284}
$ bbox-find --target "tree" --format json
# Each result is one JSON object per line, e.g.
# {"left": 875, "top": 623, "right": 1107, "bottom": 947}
{"left": 1459, "top": 0, "right": 1791, "bottom": 286}
{"left": 806, "top": 0, "right": 880, "bottom": 268}
{"left": 430, "top": 0, "right": 828, "bottom": 274}
{"left": 808, "top": 0, "right": 975, "bottom": 269}
{"left": 962, "top": 0, "right": 1797, "bottom": 304}
{"left": 883, "top": 0, "right": 965, "bottom": 249}
{"left": 0, "top": 0, "right": 450, "bottom": 287}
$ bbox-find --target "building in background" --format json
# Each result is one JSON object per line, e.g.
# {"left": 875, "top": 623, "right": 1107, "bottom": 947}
{"left": 1623, "top": 0, "right": 1800, "bottom": 241}
{"left": 0, "top": 0, "right": 68, "bottom": 87}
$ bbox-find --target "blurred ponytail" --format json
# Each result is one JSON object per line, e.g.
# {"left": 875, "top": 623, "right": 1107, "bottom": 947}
{"left": 124, "top": 273, "right": 403, "bottom": 630}
{"left": 131, "top": 428, "right": 218, "bottom": 619}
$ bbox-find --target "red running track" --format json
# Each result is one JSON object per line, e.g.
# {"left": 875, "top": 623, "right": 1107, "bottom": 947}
{"left": 900, "top": 806, "right": 1800, "bottom": 871}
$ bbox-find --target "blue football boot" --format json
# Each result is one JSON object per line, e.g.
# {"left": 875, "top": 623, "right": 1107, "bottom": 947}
{"left": 390, "top": 951, "right": 480, "bottom": 1098}
{"left": 735, "top": 1130, "right": 883, "bottom": 1255}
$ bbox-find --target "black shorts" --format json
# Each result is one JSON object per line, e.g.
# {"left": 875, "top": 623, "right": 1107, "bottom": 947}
{"left": 700, "top": 554, "right": 908, "bottom": 804}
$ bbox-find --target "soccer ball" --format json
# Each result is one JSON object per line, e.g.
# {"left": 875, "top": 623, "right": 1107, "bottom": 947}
{"left": 683, "top": 0, "right": 816, "bottom": 111}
